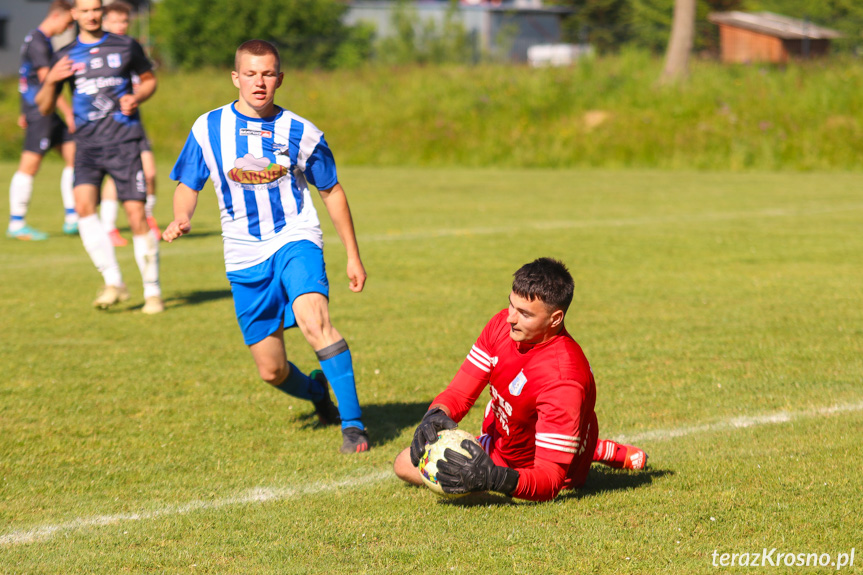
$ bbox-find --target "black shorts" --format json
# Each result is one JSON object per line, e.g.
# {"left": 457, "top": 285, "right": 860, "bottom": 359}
{"left": 23, "top": 113, "right": 72, "bottom": 155}
{"left": 75, "top": 140, "right": 146, "bottom": 202}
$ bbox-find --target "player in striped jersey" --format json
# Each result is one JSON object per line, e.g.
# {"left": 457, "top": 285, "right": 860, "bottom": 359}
{"left": 163, "top": 40, "right": 369, "bottom": 454}
{"left": 394, "top": 258, "right": 647, "bottom": 501}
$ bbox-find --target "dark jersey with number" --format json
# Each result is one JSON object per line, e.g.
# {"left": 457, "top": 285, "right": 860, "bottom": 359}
{"left": 18, "top": 29, "right": 55, "bottom": 121}
{"left": 52, "top": 33, "right": 152, "bottom": 148}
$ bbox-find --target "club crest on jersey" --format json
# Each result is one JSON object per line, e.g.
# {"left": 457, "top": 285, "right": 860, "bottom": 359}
{"left": 90, "top": 57, "right": 103, "bottom": 69}
{"left": 239, "top": 128, "right": 272, "bottom": 138}
{"left": 508, "top": 370, "right": 528, "bottom": 396}
{"left": 108, "top": 53, "right": 121, "bottom": 68}
{"left": 228, "top": 153, "right": 287, "bottom": 185}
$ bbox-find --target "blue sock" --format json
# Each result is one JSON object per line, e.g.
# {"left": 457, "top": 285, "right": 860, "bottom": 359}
{"left": 274, "top": 362, "right": 325, "bottom": 402}
{"left": 317, "top": 340, "right": 363, "bottom": 430}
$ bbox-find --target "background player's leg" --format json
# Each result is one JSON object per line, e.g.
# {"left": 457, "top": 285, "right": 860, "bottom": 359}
{"left": 100, "top": 177, "right": 126, "bottom": 246}
{"left": 75, "top": 183, "right": 126, "bottom": 307}
{"left": 124, "top": 199, "right": 162, "bottom": 314}
{"left": 141, "top": 150, "right": 159, "bottom": 237}
{"left": 7, "top": 152, "right": 47, "bottom": 240}
{"left": 60, "top": 142, "right": 78, "bottom": 234}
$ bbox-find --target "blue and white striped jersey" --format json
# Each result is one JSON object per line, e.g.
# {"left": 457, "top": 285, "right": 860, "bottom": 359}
{"left": 170, "top": 102, "right": 338, "bottom": 272}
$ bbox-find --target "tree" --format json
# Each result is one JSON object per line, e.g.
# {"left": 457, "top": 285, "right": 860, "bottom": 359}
{"left": 151, "top": 0, "right": 370, "bottom": 69}
{"left": 660, "top": 0, "right": 696, "bottom": 83}
{"left": 555, "top": 0, "right": 633, "bottom": 54}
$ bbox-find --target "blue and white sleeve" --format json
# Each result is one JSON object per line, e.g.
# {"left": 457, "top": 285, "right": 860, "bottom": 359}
{"left": 304, "top": 135, "right": 338, "bottom": 191}
{"left": 170, "top": 129, "right": 210, "bottom": 191}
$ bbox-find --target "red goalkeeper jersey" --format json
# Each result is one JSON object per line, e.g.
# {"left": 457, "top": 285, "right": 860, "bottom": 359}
{"left": 433, "top": 309, "right": 598, "bottom": 499}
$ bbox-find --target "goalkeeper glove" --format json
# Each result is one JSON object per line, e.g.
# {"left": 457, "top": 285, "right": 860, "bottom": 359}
{"left": 409, "top": 407, "right": 458, "bottom": 466}
{"left": 436, "top": 440, "right": 519, "bottom": 496}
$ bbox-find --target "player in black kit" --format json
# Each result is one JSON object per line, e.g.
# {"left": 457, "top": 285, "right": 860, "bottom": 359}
{"left": 36, "top": 0, "right": 163, "bottom": 313}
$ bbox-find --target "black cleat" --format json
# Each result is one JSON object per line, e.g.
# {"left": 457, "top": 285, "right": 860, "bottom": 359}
{"left": 340, "top": 426, "right": 370, "bottom": 454}
{"left": 310, "top": 370, "right": 340, "bottom": 427}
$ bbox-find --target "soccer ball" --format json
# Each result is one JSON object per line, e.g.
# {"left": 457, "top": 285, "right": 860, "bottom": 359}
{"left": 418, "top": 428, "right": 480, "bottom": 497}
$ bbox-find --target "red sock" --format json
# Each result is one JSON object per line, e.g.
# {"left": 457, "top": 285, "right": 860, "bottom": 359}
{"left": 593, "top": 439, "right": 647, "bottom": 470}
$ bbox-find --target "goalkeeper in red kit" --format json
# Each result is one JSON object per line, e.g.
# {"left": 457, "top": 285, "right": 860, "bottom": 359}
{"left": 393, "top": 258, "right": 648, "bottom": 501}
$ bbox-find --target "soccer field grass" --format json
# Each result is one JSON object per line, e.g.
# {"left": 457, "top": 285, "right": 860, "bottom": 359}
{"left": 1, "top": 163, "right": 861, "bottom": 573}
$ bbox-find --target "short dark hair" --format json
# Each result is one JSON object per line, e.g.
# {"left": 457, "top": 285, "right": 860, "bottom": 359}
{"left": 49, "top": 0, "right": 73, "bottom": 14}
{"left": 235, "top": 39, "right": 281, "bottom": 73}
{"left": 103, "top": 1, "right": 132, "bottom": 17}
{"left": 512, "top": 258, "right": 574, "bottom": 313}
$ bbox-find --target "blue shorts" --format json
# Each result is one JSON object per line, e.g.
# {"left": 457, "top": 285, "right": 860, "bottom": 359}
{"left": 226, "top": 240, "right": 329, "bottom": 345}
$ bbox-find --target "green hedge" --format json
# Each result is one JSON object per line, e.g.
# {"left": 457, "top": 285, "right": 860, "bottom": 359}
{"left": 2, "top": 52, "right": 862, "bottom": 170}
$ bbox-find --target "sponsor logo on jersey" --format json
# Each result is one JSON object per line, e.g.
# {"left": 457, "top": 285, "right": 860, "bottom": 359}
{"left": 91, "top": 57, "right": 103, "bottom": 69}
{"left": 508, "top": 370, "right": 527, "bottom": 396}
{"left": 89, "top": 48, "right": 100, "bottom": 54}
{"left": 75, "top": 76, "right": 125, "bottom": 96}
{"left": 238, "top": 128, "right": 273, "bottom": 138}
{"left": 228, "top": 153, "right": 287, "bottom": 185}
{"left": 108, "top": 53, "right": 122, "bottom": 68}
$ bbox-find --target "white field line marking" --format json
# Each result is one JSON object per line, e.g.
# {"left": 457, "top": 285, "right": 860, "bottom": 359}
{"left": 2, "top": 400, "right": 862, "bottom": 548}
{"left": 4, "top": 203, "right": 863, "bottom": 271}
{"left": 614, "top": 400, "right": 863, "bottom": 444}
{"left": 0, "top": 470, "right": 392, "bottom": 547}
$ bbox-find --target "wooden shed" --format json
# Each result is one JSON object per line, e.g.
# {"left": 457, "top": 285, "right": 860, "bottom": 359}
{"left": 708, "top": 11, "right": 841, "bottom": 64}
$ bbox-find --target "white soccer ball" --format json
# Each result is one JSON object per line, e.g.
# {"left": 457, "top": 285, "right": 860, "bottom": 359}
{"left": 418, "top": 428, "right": 480, "bottom": 497}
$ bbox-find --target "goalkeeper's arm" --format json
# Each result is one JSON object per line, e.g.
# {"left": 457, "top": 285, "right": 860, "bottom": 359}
{"left": 436, "top": 442, "right": 569, "bottom": 501}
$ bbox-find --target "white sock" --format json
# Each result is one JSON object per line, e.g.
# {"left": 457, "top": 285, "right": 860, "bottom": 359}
{"left": 78, "top": 214, "right": 123, "bottom": 286}
{"left": 100, "top": 199, "right": 119, "bottom": 232}
{"left": 145, "top": 194, "right": 156, "bottom": 218}
{"left": 8, "top": 171, "right": 34, "bottom": 231}
{"left": 61, "top": 167, "right": 78, "bottom": 224}
{"left": 133, "top": 231, "right": 161, "bottom": 298}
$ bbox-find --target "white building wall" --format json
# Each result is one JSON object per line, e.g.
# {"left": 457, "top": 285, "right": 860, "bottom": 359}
{"left": 0, "top": 0, "right": 75, "bottom": 77}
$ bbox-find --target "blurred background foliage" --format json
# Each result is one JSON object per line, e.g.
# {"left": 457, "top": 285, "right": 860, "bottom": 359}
{"left": 149, "top": 0, "right": 863, "bottom": 69}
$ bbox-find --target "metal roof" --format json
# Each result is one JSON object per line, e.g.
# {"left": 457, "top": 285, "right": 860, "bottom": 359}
{"left": 708, "top": 11, "right": 842, "bottom": 40}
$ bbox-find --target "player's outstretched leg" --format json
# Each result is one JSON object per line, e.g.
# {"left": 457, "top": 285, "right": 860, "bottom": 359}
{"left": 271, "top": 363, "right": 340, "bottom": 426}
{"left": 307, "top": 370, "right": 341, "bottom": 426}
{"left": 593, "top": 438, "right": 648, "bottom": 470}
{"left": 7, "top": 171, "right": 48, "bottom": 241}
{"left": 316, "top": 340, "right": 369, "bottom": 454}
